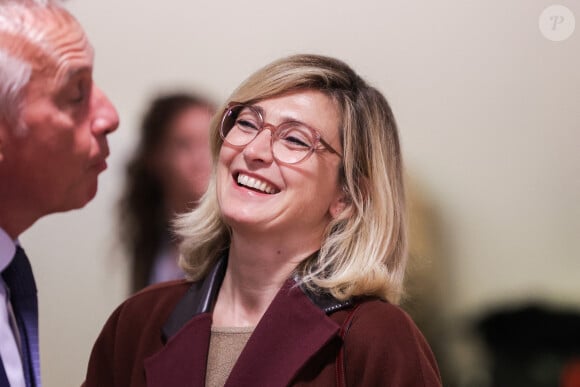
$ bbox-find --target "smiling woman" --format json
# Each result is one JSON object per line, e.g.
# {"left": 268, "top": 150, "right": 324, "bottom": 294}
{"left": 84, "top": 54, "right": 442, "bottom": 387}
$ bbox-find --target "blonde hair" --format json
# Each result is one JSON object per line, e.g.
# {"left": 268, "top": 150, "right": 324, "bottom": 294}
{"left": 176, "top": 54, "right": 407, "bottom": 304}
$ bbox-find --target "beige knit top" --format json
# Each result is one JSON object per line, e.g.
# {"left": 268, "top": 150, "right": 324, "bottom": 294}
{"left": 205, "top": 326, "right": 255, "bottom": 387}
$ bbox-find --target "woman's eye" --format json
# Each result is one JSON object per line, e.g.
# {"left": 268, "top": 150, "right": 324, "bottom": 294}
{"left": 288, "top": 138, "right": 309, "bottom": 147}
{"left": 236, "top": 119, "right": 259, "bottom": 131}
{"left": 279, "top": 126, "right": 313, "bottom": 148}
{"left": 281, "top": 134, "right": 310, "bottom": 148}
{"left": 71, "top": 93, "right": 84, "bottom": 103}
{"left": 173, "top": 138, "right": 192, "bottom": 151}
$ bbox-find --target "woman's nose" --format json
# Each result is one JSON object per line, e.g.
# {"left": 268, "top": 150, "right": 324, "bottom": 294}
{"left": 242, "top": 129, "right": 274, "bottom": 164}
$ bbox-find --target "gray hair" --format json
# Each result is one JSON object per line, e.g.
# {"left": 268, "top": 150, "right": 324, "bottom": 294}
{"left": 0, "top": 0, "right": 65, "bottom": 133}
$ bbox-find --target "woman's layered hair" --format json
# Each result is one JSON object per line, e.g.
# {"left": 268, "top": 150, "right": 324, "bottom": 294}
{"left": 176, "top": 54, "right": 407, "bottom": 304}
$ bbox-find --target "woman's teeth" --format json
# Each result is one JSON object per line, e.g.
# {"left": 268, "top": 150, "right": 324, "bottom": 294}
{"left": 237, "top": 174, "right": 278, "bottom": 194}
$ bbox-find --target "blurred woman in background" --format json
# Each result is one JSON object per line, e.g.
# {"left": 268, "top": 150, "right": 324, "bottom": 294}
{"left": 119, "top": 93, "right": 215, "bottom": 292}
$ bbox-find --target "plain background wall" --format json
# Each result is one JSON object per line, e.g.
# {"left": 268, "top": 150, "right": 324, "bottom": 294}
{"left": 17, "top": 0, "right": 578, "bottom": 385}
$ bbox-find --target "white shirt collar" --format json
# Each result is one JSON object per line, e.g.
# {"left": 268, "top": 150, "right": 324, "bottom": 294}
{"left": 0, "top": 227, "right": 17, "bottom": 273}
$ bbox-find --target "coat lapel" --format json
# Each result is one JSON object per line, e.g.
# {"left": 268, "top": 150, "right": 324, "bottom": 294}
{"left": 143, "top": 256, "right": 227, "bottom": 387}
{"left": 144, "top": 313, "right": 212, "bottom": 387}
{"left": 225, "top": 279, "right": 341, "bottom": 386}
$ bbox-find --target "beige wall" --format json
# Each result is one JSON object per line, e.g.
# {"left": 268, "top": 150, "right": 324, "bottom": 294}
{"left": 19, "top": 0, "right": 579, "bottom": 385}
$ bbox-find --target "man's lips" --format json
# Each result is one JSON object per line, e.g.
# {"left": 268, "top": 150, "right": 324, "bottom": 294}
{"left": 91, "top": 159, "right": 107, "bottom": 173}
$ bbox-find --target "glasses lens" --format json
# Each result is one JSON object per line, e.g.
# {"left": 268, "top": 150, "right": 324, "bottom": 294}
{"left": 220, "top": 105, "right": 319, "bottom": 164}
{"left": 221, "top": 105, "right": 261, "bottom": 146}
{"left": 272, "top": 123, "right": 315, "bottom": 164}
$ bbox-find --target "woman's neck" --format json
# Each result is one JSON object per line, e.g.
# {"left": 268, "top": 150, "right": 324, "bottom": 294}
{"left": 212, "top": 233, "right": 318, "bottom": 328}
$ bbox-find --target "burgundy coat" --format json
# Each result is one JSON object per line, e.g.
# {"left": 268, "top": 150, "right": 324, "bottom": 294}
{"left": 84, "top": 258, "right": 441, "bottom": 386}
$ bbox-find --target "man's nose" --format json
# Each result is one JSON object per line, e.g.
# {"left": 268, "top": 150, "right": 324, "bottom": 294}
{"left": 91, "top": 85, "right": 119, "bottom": 135}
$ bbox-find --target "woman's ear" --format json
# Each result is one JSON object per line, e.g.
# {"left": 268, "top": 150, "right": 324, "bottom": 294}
{"left": 329, "top": 187, "right": 351, "bottom": 219}
{"left": 329, "top": 199, "right": 346, "bottom": 219}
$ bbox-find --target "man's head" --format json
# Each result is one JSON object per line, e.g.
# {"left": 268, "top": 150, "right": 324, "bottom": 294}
{"left": 0, "top": 0, "right": 119, "bottom": 237}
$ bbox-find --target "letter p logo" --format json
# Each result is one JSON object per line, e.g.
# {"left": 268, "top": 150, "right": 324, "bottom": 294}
{"left": 539, "top": 5, "right": 576, "bottom": 41}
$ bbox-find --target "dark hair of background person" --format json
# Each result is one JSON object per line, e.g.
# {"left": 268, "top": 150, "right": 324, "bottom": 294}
{"left": 118, "top": 93, "right": 214, "bottom": 293}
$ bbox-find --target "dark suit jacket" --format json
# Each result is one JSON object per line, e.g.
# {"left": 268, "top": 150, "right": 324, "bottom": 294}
{"left": 84, "top": 258, "right": 441, "bottom": 386}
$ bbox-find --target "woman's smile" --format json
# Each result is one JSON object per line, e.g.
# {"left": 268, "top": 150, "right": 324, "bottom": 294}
{"left": 235, "top": 172, "right": 280, "bottom": 194}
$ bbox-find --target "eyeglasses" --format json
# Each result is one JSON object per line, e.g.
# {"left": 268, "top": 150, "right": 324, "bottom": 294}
{"left": 219, "top": 103, "right": 342, "bottom": 165}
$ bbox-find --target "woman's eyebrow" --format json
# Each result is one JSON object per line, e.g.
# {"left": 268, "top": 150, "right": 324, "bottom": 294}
{"left": 251, "top": 105, "right": 305, "bottom": 125}
{"left": 250, "top": 104, "right": 265, "bottom": 116}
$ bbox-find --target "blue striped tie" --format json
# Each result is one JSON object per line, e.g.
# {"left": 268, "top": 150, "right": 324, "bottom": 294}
{"left": 1, "top": 246, "right": 41, "bottom": 387}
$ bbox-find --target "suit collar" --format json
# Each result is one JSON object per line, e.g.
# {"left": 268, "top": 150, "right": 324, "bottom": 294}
{"left": 0, "top": 227, "right": 16, "bottom": 272}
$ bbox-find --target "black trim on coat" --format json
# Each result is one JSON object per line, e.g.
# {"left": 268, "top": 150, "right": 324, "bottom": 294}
{"left": 161, "top": 254, "right": 352, "bottom": 341}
